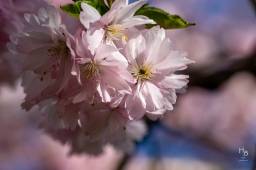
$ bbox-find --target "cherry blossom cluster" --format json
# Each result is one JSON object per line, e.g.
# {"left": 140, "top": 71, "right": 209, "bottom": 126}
{"left": 8, "top": 0, "right": 193, "bottom": 154}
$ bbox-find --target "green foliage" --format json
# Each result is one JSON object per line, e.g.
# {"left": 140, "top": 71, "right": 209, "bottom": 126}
{"left": 63, "top": 0, "right": 195, "bottom": 30}
{"left": 104, "top": 0, "right": 115, "bottom": 7}
{"left": 61, "top": 0, "right": 109, "bottom": 18}
{"left": 61, "top": 1, "right": 82, "bottom": 18}
{"left": 135, "top": 6, "right": 196, "bottom": 29}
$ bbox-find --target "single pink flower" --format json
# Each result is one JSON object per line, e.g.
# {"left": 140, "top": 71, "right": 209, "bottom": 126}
{"left": 14, "top": 6, "right": 76, "bottom": 106}
{"left": 68, "top": 31, "right": 134, "bottom": 104}
{"left": 79, "top": 0, "right": 155, "bottom": 53}
{"left": 121, "top": 26, "right": 194, "bottom": 120}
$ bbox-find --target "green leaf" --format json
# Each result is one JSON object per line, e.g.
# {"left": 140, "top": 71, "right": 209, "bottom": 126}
{"left": 61, "top": 1, "right": 82, "bottom": 18}
{"left": 135, "top": 7, "right": 196, "bottom": 29}
{"left": 61, "top": 1, "right": 109, "bottom": 18}
{"left": 88, "top": 0, "right": 115, "bottom": 7}
{"left": 104, "top": 0, "right": 115, "bottom": 7}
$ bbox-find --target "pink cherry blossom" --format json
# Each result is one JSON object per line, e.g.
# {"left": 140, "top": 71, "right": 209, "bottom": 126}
{"left": 13, "top": 6, "right": 76, "bottom": 107}
{"left": 120, "top": 26, "right": 194, "bottom": 120}
{"left": 80, "top": 0, "right": 155, "bottom": 53}
{"left": 2, "top": 0, "right": 196, "bottom": 157}
{"left": 0, "top": 0, "right": 47, "bottom": 84}
{"left": 79, "top": 103, "right": 127, "bottom": 142}
{"left": 66, "top": 31, "right": 134, "bottom": 104}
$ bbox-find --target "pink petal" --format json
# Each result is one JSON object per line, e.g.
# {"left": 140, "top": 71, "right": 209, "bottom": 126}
{"left": 125, "top": 35, "right": 145, "bottom": 67}
{"left": 109, "top": 110, "right": 127, "bottom": 134}
{"left": 18, "top": 31, "right": 52, "bottom": 44}
{"left": 100, "top": 8, "right": 118, "bottom": 25}
{"left": 125, "top": 94, "right": 145, "bottom": 120}
{"left": 24, "top": 75, "right": 55, "bottom": 103}
{"left": 111, "top": 0, "right": 128, "bottom": 9}
{"left": 146, "top": 109, "right": 165, "bottom": 121}
{"left": 56, "top": 56, "right": 72, "bottom": 93}
{"left": 142, "top": 82, "right": 164, "bottom": 111}
{"left": 94, "top": 44, "right": 118, "bottom": 62}
{"left": 23, "top": 45, "right": 53, "bottom": 70}
{"left": 98, "top": 80, "right": 112, "bottom": 103}
{"left": 120, "top": 17, "right": 155, "bottom": 28}
{"left": 115, "top": 0, "right": 146, "bottom": 22}
{"left": 86, "top": 27, "right": 105, "bottom": 55}
{"left": 154, "top": 51, "right": 193, "bottom": 74}
{"left": 73, "top": 81, "right": 96, "bottom": 104}
{"left": 144, "top": 26, "right": 165, "bottom": 63}
{"left": 83, "top": 108, "right": 110, "bottom": 141}
{"left": 158, "top": 74, "right": 189, "bottom": 89}
{"left": 80, "top": 2, "right": 101, "bottom": 29}
{"left": 62, "top": 104, "right": 79, "bottom": 130}
{"left": 101, "top": 67, "right": 132, "bottom": 93}
{"left": 16, "top": 43, "right": 42, "bottom": 54}
{"left": 153, "top": 38, "right": 173, "bottom": 65}
{"left": 46, "top": 6, "right": 61, "bottom": 28}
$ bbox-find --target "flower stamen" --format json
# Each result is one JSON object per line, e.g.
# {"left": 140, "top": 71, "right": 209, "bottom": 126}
{"left": 105, "top": 24, "right": 128, "bottom": 41}
{"left": 47, "top": 39, "right": 69, "bottom": 58}
{"left": 79, "top": 62, "right": 100, "bottom": 81}
{"left": 131, "top": 64, "right": 154, "bottom": 81}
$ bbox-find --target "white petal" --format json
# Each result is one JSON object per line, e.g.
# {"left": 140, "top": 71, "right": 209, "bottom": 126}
{"left": 37, "top": 7, "right": 48, "bottom": 21}
{"left": 94, "top": 44, "right": 118, "bottom": 62}
{"left": 125, "top": 94, "right": 145, "bottom": 120}
{"left": 98, "top": 81, "right": 112, "bottom": 103}
{"left": 145, "top": 82, "right": 164, "bottom": 111}
{"left": 23, "top": 46, "right": 53, "bottom": 70}
{"left": 101, "top": 67, "right": 131, "bottom": 93}
{"left": 154, "top": 51, "right": 193, "bottom": 74}
{"left": 120, "top": 17, "right": 155, "bottom": 28}
{"left": 56, "top": 56, "right": 72, "bottom": 93}
{"left": 24, "top": 75, "right": 55, "bottom": 102}
{"left": 152, "top": 38, "right": 173, "bottom": 65}
{"left": 158, "top": 74, "right": 189, "bottom": 89}
{"left": 146, "top": 109, "right": 165, "bottom": 121}
{"left": 114, "top": 0, "right": 147, "bottom": 22}
{"left": 18, "top": 31, "right": 52, "bottom": 44}
{"left": 86, "top": 27, "right": 105, "bottom": 55}
{"left": 46, "top": 6, "right": 61, "bottom": 28}
{"left": 109, "top": 110, "right": 127, "bottom": 134}
{"left": 63, "top": 104, "right": 79, "bottom": 130}
{"left": 100, "top": 8, "right": 119, "bottom": 25}
{"left": 24, "top": 13, "right": 40, "bottom": 27}
{"left": 117, "top": 67, "right": 136, "bottom": 84}
{"left": 80, "top": 2, "right": 101, "bottom": 29}
{"left": 16, "top": 43, "right": 41, "bottom": 54}
{"left": 144, "top": 26, "right": 165, "bottom": 63}
{"left": 111, "top": 0, "right": 128, "bottom": 9}
{"left": 125, "top": 35, "right": 145, "bottom": 67}
{"left": 73, "top": 83, "right": 94, "bottom": 104}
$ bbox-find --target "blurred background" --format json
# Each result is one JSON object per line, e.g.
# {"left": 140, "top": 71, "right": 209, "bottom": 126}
{"left": 1, "top": 0, "right": 256, "bottom": 169}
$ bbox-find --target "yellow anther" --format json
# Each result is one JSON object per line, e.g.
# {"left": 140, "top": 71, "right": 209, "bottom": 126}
{"left": 79, "top": 62, "right": 99, "bottom": 81}
{"left": 105, "top": 24, "right": 128, "bottom": 41}
{"left": 131, "top": 63, "right": 154, "bottom": 81}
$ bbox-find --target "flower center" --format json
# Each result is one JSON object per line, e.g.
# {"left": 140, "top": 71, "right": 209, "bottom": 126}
{"left": 47, "top": 39, "right": 69, "bottom": 58}
{"left": 79, "top": 62, "right": 100, "bottom": 81}
{"left": 105, "top": 24, "right": 128, "bottom": 41}
{"left": 131, "top": 64, "right": 154, "bottom": 81}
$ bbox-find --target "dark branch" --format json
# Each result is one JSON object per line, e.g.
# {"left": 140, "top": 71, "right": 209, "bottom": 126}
{"left": 250, "top": 0, "right": 256, "bottom": 15}
{"left": 187, "top": 48, "right": 256, "bottom": 90}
